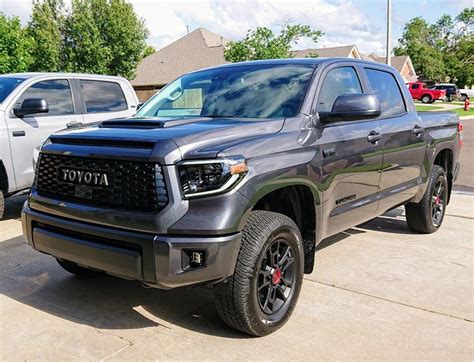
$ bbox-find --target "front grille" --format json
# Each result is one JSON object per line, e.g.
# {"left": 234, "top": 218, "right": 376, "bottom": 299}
{"left": 36, "top": 153, "right": 168, "bottom": 212}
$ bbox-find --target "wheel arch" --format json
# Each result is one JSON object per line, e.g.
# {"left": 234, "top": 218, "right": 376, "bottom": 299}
{"left": 433, "top": 148, "right": 454, "bottom": 203}
{"left": 249, "top": 183, "right": 319, "bottom": 274}
{"left": 0, "top": 160, "right": 8, "bottom": 194}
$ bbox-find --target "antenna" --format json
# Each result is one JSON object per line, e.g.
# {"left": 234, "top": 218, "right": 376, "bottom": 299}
{"left": 186, "top": 25, "right": 189, "bottom": 34}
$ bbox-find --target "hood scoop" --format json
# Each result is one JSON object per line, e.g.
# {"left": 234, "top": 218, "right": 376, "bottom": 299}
{"left": 99, "top": 119, "right": 165, "bottom": 129}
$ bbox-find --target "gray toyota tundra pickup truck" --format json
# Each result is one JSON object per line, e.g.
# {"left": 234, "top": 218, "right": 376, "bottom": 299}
{"left": 22, "top": 58, "right": 462, "bottom": 336}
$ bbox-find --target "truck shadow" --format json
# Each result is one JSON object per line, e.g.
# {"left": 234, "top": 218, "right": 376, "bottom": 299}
{"left": 0, "top": 207, "right": 411, "bottom": 339}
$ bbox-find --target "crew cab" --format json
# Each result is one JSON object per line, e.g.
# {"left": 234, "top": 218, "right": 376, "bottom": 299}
{"left": 0, "top": 73, "right": 139, "bottom": 218}
{"left": 407, "top": 81, "right": 446, "bottom": 103}
{"left": 22, "top": 59, "right": 462, "bottom": 336}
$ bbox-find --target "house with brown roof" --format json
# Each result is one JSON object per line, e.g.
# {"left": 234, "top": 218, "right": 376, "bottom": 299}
{"left": 132, "top": 28, "right": 230, "bottom": 101}
{"left": 293, "top": 45, "right": 362, "bottom": 59}
{"left": 132, "top": 28, "right": 417, "bottom": 101}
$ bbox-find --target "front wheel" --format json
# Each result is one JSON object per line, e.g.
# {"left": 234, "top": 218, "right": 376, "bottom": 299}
{"left": 214, "top": 211, "right": 304, "bottom": 336}
{"left": 405, "top": 165, "right": 448, "bottom": 234}
{"left": 459, "top": 94, "right": 467, "bottom": 102}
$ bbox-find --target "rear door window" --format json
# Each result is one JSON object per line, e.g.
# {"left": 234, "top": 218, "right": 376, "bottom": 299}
{"left": 17, "top": 79, "right": 74, "bottom": 117}
{"left": 80, "top": 80, "right": 127, "bottom": 113}
{"left": 365, "top": 68, "right": 406, "bottom": 118}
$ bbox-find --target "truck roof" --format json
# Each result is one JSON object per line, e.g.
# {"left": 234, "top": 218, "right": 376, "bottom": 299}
{"left": 188, "top": 57, "right": 398, "bottom": 74}
{"left": 2, "top": 72, "right": 128, "bottom": 82}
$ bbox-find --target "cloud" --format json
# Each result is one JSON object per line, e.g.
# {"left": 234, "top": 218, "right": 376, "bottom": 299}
{"left": 132, "top": 0, "right": 386, "bottom": 55}
{"left": 1, "top": 0, "right": 398, "bottom": 56}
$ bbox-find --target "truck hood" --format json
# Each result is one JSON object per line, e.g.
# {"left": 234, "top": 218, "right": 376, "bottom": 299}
{"left": 50, "top": 116, "right": 285, "bottom": 160}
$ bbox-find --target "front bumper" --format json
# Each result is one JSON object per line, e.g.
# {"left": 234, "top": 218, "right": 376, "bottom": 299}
{"left": 22, "top": 207, "right": 241, "bottom": 289}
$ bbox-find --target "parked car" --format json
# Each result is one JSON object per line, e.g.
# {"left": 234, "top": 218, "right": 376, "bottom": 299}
{"left": 430, "top": 83, "right": 460, "bottom": 102}
{"left": 0, "top": 73, "right": 139, "bottom": 219}
{"left": 407, "top": 81, "right": 446, "bottom": 103}
{"left": 23, "top": 59, "right": 462, "bottom": 336}
{"left": 459, "top": 88, "right": 474, "bottom": 101}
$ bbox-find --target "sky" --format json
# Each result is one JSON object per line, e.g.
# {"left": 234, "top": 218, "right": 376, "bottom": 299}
{"left": 1, "top": 0, "right": 471, "bottom": 56}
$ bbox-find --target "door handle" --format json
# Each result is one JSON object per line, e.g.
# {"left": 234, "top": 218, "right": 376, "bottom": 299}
{"left": 367, "top": 130, "right": 382, "bottom": 144}
{"left": 413, "top": 125, "right": 423, "bottom": 137}
{"left": 12, "top": 130, "right": 26, "bottom": 137}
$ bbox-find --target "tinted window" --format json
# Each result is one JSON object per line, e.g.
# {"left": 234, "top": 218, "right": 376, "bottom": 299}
{"left": 365, "top": 68, "right": 405, "bottom": 118}
{"left": 411, "top": 83, "right": 419, "bottom": 89}
{"left": 0, "top": 76, "right": 27, "bottom": 103}
{"left": 80, "top": 80, "right": 127, "bottom": 113}
{"left": 17, "top": 79, "right": 74, "bottom": 116}
{"left": 318, "top": 67, "right": 362, "bottom": 112}
{"left": 137, "top": 64, "right": 315, "bottom": 119}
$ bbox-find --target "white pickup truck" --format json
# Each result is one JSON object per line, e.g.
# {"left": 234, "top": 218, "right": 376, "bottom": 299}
{"left": 0, "top": 73, "right": 139, "bottom": 219}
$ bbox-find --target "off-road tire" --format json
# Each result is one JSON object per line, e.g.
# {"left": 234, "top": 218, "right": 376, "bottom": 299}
{"left": 0, "top": 189, "right": 4, "bottom": 220}
{"left": 56, "top": 259, "right": 103, "bottom": 277}
{"left": 214, "top": 210, "right": 304, "bottom": 336}
{"left": 405, "top": 165, "right": 448, "bottom": 234}
{"left": 421, "top": 94, "right": 432, "bottom": 104}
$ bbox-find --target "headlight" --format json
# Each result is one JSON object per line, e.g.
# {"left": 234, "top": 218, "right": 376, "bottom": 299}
{"left": 178, "top": 157, "right": 248, "bottom": 198}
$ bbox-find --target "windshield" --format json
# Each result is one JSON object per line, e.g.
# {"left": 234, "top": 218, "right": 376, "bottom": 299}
{"left": 0, "top": 76, "right": 27, "bottom": 103}
{"left": 137, "top": 64, "right": 315, "bottom": 119}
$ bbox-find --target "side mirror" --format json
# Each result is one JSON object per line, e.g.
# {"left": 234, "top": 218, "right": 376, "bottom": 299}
{"left": 318, "top": 94, "right": 380, "bottom": 123}
{"left": 13, "top": 98, "right": 49, "bottom": 118}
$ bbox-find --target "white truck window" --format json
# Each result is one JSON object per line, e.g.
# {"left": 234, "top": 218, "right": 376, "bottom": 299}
{"left": 80, "top": 80, "right": 127, "bottom": 113}
{"left": 17, "top": 79, "right": 74, "bottom": 116}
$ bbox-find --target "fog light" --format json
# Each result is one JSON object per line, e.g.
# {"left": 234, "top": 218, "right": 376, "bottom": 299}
{"left": 182, "top": 249, "right": 207, "bottom": 270}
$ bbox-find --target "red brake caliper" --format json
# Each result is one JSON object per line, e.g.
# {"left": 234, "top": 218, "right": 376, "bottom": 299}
{"left": 272, "top": 268, "right": 282, "bottom": 285}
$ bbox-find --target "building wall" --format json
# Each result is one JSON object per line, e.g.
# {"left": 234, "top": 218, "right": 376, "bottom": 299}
{"left": 400, "top": 62, "right": 417, "bottom": 83}
{"left": 134, "top": 85, "right": 163, "bottom": 102}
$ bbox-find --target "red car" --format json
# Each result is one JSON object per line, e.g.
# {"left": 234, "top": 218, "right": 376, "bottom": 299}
{"left": 407, "top": 82, "right": 446, "bottom": 103}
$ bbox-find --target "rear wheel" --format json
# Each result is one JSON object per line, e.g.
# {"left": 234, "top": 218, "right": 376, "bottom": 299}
{"left": 56, "top": 259, "right": 103, "bottom": 277}
{"left": 421, "top": 95, "right": 432, "bottom": 104}
{"left": 459, "top": 94, "right": 467, "bottom": 102}
{"left": 405, "top": 165, "right": 448, "bottom": 234}
{"left": 214, "top": 211, "right": 304, "bottom": 336}
{"left": 0, "top": 190, "right": 4, "bottom": 220}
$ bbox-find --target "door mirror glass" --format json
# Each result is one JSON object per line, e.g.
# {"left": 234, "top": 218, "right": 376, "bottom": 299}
{"left": 13, "top": 98, "right": 49, "bottom": 117}
{"left": 318, "top": 94, "right": 380, "bottom": 123}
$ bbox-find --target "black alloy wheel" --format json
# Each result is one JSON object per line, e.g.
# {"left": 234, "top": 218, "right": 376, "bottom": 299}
{"left": 256, "top": 238, "right": 296, "bottom": 316}
{"left": 431, "top": 177, "right": 446, "bottom": 227}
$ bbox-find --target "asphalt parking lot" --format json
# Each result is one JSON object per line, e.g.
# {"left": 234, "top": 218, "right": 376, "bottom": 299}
{"left": 1, "top": 190, "right": 472, "bottom": 360}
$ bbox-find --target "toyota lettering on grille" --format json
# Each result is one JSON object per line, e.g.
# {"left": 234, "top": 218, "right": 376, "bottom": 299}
{"left": 58, "top": 167, "right": 110, "bottom": 187}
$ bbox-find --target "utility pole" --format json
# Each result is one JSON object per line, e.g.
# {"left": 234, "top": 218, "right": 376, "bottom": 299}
{"left": 386, "top": 0, "right": 391, "bottom": 65}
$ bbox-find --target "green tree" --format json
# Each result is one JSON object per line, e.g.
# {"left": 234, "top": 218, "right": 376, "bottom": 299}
{"left": 395, "top": 8, "right": 474, "bottom": 86}
{"left": 63, "top": 0, "right": 111, "bottom": 74}
{"left": 28, "top": 0, "right": 65, "bottom": 72}
{"left": 393, "top": 17, "right": 446, "bottom": 81}
{"left": 92, "top": 0, "right": 149, "bottom": 78}
{"left": 142, "top": 45, "right": 155, "bottom": 59}
{"left": 0, "top": 13, "right": 33, "bottom": 73}
{"left": 224, "top": 24, "right": 323, "bottom": 62}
